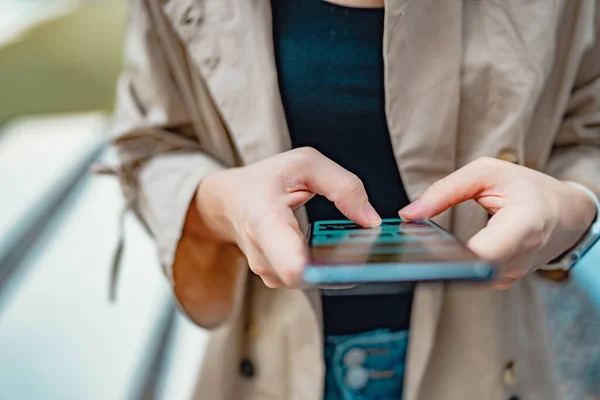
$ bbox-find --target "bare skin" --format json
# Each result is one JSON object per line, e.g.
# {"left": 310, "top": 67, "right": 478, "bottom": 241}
{"left": 176, "top": 149, "right": 595, "bottom": 311}
{"left": 323, "top": 0, "right": 385, "bottom": 8}
{"left": 191, "top": 148, "right": 381, "bottom": 289}
{"left": 399, "top": 157, "right": 597, "bottom": 288}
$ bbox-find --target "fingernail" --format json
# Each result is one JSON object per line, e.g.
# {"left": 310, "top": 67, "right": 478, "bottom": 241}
{"left": 363, "top": 202, "right": 381, "bottom": 225}
{"left": 398, "top": 199, "right": 421, "bottom": 219}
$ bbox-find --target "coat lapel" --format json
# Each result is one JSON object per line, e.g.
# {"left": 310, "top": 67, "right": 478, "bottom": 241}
{"left": 383, "top": 1, "right": 462, "bottom": 399}
{"left": 216, "top": 0, "right": 292, "bottom": 164}
{"left": 165, "top": 0, "right": 291, "bottom": 165}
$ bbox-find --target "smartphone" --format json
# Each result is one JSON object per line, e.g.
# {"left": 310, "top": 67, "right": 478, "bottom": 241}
{"left": 303, "top": 218, "right": 495, "bottom": 285}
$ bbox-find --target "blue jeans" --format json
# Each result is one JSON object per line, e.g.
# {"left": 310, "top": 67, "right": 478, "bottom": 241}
{"left": 324, "top": 329, "right": 409, "bottom": 400}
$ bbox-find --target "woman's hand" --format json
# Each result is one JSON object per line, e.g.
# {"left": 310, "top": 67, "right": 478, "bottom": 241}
{"left": 399, "top": 157, "right": 597, "bottom": 288}
{"left": 195, "top": 147, "right": 381, "bottom": 288}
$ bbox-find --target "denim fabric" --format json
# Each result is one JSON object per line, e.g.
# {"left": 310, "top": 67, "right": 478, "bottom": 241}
{"left": 324, "top": 329, "right": 408, "bottom": 400}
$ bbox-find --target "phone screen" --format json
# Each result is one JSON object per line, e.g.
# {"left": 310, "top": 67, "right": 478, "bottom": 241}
{"left": 305, "top": 218, "right": 493, "bottom": 284}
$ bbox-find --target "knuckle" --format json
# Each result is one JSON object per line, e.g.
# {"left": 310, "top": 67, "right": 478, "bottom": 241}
{"left": 261, "top": 277, "right": 283, "bottom": 289}
{"left": 430, "top": 177, "right": 451, "bottom": 194}
{"left": 524, "top": 221, "right": 546, "bottom": 249}
{"left": 290, "top": 147, "right": 321, "bottom": 165}
{"left": 504, "top": 268, "right": 527, "bottom": 280}
{"left": 341, "top": 173, "right": 365, "bottom": 196}
{"left": 496, "top": 278, "right": 518, "bottom": 290}
{"left": 241, "top": 206, "right": 279, "bottom": 242}
{"left": 251, "top": 264, "right": 271, "bottom": 277}
{"left": 475, "top": 156, "right": 501, "bottom": 169}
{"left": 470, "top": 246, "right": 500, "bottom": 263}
{"left": 279, "top": 267, "right": 302, "bottom": 288}
{"left": 239, "top": 213, "right": 261, "bottom": 245}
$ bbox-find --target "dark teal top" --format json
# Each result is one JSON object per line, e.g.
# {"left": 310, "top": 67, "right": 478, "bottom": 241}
{"left": 272, "top": 0, "right": 413, "bottom": 334}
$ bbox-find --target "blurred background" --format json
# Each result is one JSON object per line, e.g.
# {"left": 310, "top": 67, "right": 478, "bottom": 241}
{"left": 0, "top": 1, "right": 209, "bottom": 399}
{"left": 0, "top": 1, "right": 598, "bottom": 399}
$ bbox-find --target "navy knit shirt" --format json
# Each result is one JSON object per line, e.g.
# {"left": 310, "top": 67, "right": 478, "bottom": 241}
{"left": 272, "top": 0, "right": 413, "bottom": 335}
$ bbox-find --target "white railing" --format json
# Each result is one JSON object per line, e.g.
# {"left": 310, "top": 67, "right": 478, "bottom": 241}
{"left": 0, "top": 113, "right": 207, "bottom": 400}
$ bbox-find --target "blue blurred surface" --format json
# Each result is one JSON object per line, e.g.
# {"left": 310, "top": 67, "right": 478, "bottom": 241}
{"left": 573, "top": 244, "right": 600, "bottom": 311}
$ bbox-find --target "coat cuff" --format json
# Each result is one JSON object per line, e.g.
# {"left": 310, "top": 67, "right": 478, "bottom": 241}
{"left": 546, "top": 146, "right": 600, "bottom": 200}
{"left": 136, "top": 152, "right": 224, "bottom": 282}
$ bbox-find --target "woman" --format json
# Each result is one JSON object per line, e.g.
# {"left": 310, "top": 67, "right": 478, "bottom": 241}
{"left": 112, "top": 0, "right": 600, "bottom": 399}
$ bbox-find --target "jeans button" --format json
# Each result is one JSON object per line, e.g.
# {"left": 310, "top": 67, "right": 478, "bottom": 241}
{"left": 346, "top": 366, "right": 369, "bottom": 389}
{"left": 344, "top": 348, "right": 367, "bottom": 366}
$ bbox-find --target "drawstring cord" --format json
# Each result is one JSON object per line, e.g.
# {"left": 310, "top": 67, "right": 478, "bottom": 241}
{"left": 95, "top": 127, "right": 204, "bottom": 302}
{"left": 109, "top": 203, "right": 129, "bottom": 302}
{"left": 90, "top": 162, "right": 133, "bottom": 303}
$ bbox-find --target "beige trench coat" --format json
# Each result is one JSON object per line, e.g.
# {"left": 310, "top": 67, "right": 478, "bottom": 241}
{"left": 112, "top": 0, "right": 600, "bottom": 399}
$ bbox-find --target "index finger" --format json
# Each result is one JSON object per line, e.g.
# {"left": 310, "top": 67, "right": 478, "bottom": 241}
{"left": 291, "top": 148, "right": 382, "bottom": 227}
{"left": 399, "top": 157, "right": 500, "bottom": 220}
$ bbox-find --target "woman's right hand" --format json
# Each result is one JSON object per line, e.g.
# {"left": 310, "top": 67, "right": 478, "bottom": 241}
{"left": 195, "top": 147, "right": 382, "bottom": 288}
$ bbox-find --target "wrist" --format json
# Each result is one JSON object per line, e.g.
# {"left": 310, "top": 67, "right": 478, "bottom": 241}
{"left": 564, "top": 181, "right": 598, "bottom": 230}
{"left": 193, "top": 169, "right": 236, "bottom": 243}
{"left": 543, "top": 181, "right": 600, "bottom": 271}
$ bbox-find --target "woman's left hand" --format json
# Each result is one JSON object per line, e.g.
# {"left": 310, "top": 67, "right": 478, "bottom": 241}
{"left": 399, "top": 157, "right": 597, "bottom": 288}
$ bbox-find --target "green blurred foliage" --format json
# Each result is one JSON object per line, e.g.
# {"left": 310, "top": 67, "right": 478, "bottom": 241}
{"left": 0, "top": 0, "right": 126, "bottom": 123}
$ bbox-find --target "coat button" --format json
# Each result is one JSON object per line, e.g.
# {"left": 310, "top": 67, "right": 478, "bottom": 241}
{"left": 496, "top": 148, "right": 519, "bottom": 164}
{"left": 502, "top": 360, "right": 517, "bottom": 387}
{"left": 239, "top": 358, "right": 255, "bottom": 378}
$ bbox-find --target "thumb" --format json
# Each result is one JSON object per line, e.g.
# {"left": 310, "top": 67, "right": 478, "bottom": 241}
{"left": 399, "top": 158, "right": 495, "bottom": 220}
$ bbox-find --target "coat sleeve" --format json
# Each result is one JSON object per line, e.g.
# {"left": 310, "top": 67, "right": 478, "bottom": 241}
{"left": 111, "top": 0, "right": 246, "bottom": 327}
{"left": 546, "top": 11, "right": 600, "bottom": 199}
{"left": 540, "top": 10, "right": 600, "bottom": 281}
